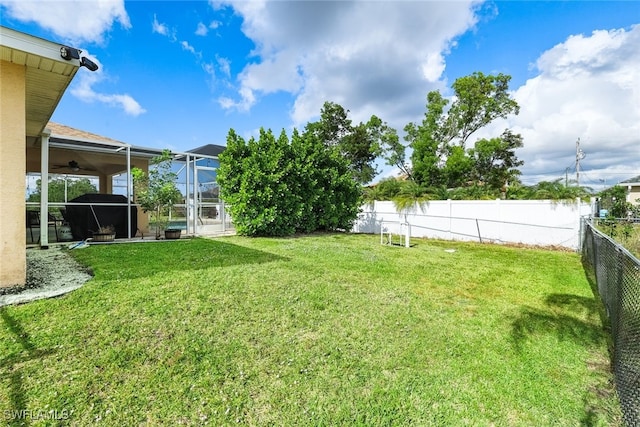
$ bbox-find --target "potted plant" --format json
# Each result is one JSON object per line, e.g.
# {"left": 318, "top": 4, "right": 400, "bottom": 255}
{"left": 92, "top": 225, "right": 116, "bottom": 242}
{"left": 132, "top": 149, "right": 183, "bottom": 240}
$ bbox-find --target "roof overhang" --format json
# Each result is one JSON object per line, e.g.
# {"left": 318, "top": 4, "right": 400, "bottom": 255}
{"left": 0, "top": 26, "right": 81, "bottom": 144}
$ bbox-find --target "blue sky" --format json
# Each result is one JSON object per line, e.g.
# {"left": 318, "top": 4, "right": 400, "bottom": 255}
{"left": 2, "top": 0, "right": 639, "bottom": 188}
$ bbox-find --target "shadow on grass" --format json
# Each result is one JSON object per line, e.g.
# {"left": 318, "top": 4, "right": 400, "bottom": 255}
{"left": 511, "top": 293, "right": 604, "bottom": 351}
{"left": 0, "top": 308, "right": 57, "bottom": 426}
{"left": 70, "top": 237, "right": 288, "bottom": 280}
{"left": 511, "top": 293, "right": 619, "bottom": 426}
{"left": 581, "top": 257, "right": 613, "bottom": 339}
{"left": 582, "top": 248, "right": 638, "bottom": 425}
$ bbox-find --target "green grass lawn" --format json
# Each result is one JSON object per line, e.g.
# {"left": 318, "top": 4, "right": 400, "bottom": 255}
{"left": 1, "top": 234, "right": 620, "bottom": 426}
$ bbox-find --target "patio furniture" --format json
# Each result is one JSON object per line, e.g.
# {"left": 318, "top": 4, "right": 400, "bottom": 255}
{"left": 26, "top": 210, "right": 59, "bottom": 243}
{"left": 65, "top": 194, "right": 137, "bottom": 240}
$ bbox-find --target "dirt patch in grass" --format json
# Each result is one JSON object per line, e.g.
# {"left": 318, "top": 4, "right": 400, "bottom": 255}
{"left": 0, "top": 245, "right": 93, "bottom": 305}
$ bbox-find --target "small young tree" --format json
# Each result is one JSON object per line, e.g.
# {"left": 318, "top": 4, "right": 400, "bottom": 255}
{"left": 131, "top": 149, "right": 182, "bottom": 239}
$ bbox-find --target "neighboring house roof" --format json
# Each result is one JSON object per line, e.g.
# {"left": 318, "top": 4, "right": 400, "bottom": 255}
{"left": 188, "top": 144, "right": 226, "bottom": 157}
{"left": 619, "top": 175, "right": 640, "bottom": 185}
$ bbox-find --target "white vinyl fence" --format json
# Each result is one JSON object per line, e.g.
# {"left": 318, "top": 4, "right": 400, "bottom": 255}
{"left": 352, "top": 199, "right": 595, "bottom": 250}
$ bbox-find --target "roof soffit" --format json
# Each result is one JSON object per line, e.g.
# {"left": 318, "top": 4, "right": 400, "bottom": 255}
{"left": 1, "top": 26, "right": 80, "bottom": 138}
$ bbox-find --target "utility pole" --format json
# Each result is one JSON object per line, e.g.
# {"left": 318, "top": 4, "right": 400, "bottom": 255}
{"left": 575, "top": 138, "right": 585, "bottom": 187}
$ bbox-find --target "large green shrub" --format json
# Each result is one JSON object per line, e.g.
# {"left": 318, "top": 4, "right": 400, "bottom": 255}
{"left": 217, "top": 128, "right": 362, "bottom": 237}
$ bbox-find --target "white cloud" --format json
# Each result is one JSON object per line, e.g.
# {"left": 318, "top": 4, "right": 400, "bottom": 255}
{"left": 195, "top": 22, "right": 208, "bottom": 36}
{"left": 218, "top": 86, "right": 256, "bottom": 112}
{"left": 421, "top": 52, "right": 447, "bottom": 83}
{"left": 152, "top": 13, "right": 176, "bottom": 41}
{"left": 196, "top": 20, "right": 220, "bottom": 36}
{"left": 0, "top": 0, "right": 130, "bottom": 45}
{"left": 500, "top": 24, "right": 640, "bottom": 185}
{"left": 0, "top": 1, "right": 145, "bottom": 117}
{"left": 217, "top": 57, "right": 231, "bottom": 78}
{"left": 153, "top": 15, "right": 211, "bottom": 65}
{"left": 217, "top": 1, "right": 479, "bottom": 127}
{"left": 181, "top": 40, "right": 201, "bottom": 59}
{"left": 181, "top": 40, "right": 194, "bottom": 54}
{"left": 215, "top": 2, "right": 639, "bottom": 187}
{"left": 203, "top": 62, "right": 216, "bottom": 77}
{"left": 217, "top": 96, "right": 235, "bottom": 110}
{"left": 70, "top": 54, "right": 146, "bottom": 117}
{"left": 152, "top": 14, "right": 168, "bottom": 35}
{"left": 104, "top": 93, "right": 146, "bottom": 116}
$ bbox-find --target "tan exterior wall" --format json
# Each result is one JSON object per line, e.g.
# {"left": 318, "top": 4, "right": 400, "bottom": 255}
{"left": 0, "top": 61, "right": 27, "bottom": 287}
{"left": 627, "top": 185, "right": 640, "bottom": 206}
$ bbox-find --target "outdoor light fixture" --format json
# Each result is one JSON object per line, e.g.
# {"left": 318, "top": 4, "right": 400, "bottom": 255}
{"left": 80, "top": 56, "right": 99, "bottom": 72}
{"left": 69, "top": 161, "right": 80, "bottom": 172}
{"left": 60, "top": 46, "right": 80, "bottom": 60}
{"left": 60, "top": 45, "right": 99, "bottom": 72}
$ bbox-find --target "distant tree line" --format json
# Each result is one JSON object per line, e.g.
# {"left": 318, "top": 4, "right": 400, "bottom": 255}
{"left": 218, "top": 71, "right": 606, "bottom": 237}
{"left": 27, "top": 177, "right": 97, "bottom": 203}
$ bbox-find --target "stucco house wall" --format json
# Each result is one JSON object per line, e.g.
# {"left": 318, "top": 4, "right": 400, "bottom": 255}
{"left": 0, "top": 60, "right": 27, "bottom": 287}
{"left": 1, "top": 26, "right": 82, "bottom": 288}
{"left": 629, "top": 187, "right": 640, "bottom": 205}
{"left": 623, "top": 179, "right": 640, "bottom": 206}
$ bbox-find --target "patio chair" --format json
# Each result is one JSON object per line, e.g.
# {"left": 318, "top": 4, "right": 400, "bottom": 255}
{"left": 26, "top": 210, "right": 59, "bottom": 243}
{"left": 47, "top": 212, "right": 61, "bottom": 237}
{"left": 26, "top": 210, "right": 39, "bottom": 243}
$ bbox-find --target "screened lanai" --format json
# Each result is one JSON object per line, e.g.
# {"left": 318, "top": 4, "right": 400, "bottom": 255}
{"left": 26, "top": 122, "right": 230, "bottom": 246}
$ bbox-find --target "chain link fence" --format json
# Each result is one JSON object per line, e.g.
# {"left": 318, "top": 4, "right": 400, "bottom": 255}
{"left": 582, "top": 219, "right": 640, "bottom": 425}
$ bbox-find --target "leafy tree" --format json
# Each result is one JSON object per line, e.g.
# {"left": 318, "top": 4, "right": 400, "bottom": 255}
{"left": 363, "top": 177, "right": 403, "bottom": 202}
{"left": 598, "top": 185, "right": 634, "bottom": 218}
{"left": 379, "top": 128, "right": 412, "bottom": 181}
{"left": 391, "top": 180, "right": 429, "bottom": 213}
{"left": 502, "top": 181, "right": 532, "bottom": 200}
{"left": 306, "top": 101, "right": 395, "bottom": 185}
{"left": 407, "top": 72, "right": 522, "bottom": 194}
{"left": 131, "top": 149, "right": 182, "bottom": 239}
{"left": 307, "top": 101, "right": 352, "bottom": 147}
{"left": 443, "top": 145, "right": 473, "bottom": 188}
{"left": 27, "top": 176, "right": 97, "bottom": 203}
{"left": 445, "top": 72, "right": 520, "bottom": 147}
{"left": 405, "top": 91, "right": 447, "bottom": 188}
{"left": 468, "top": 129, "right": 524, "bottom": 191}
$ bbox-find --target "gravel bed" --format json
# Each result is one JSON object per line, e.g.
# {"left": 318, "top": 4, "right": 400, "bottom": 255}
{"left": 0, "top": 245, "right": 93, "bottom": 306}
